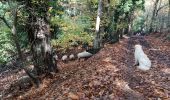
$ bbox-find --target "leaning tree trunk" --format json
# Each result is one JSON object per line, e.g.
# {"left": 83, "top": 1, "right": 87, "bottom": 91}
{"left": 9, "top": 7, "right": 40, "bottom": 87}
{"left": 0, "top": 5, "right": 40, "bottom": 87}
{"left": 93, "top": 0, "right": 103, "bottom": 49}
{"left": 149, "top": 0, "right": 159, "bottom": 33}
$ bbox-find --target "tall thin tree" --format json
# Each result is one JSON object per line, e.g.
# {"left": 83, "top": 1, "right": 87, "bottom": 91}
{"left": 93, "top": 0, "right": 103, "bottom": 49}
{"left": 168, "top": 0, "right": 170, "bottom": 32}
{"left": 0, "top": 1, "right": 40, "bottom": 86}
{"left": 149, "top": 0, "right": 159, "bottom": 33}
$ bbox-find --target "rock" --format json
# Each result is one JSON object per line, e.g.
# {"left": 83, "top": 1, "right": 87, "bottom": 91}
{"left": 53, "top": 54, "right": 58, "bottom": 60}
{"left": 122, "top": 35, "right": 129, "bottom": 39}
{"left": 86, "top": 48, "right": 100, "bottom": 54}
{"left": 77, "top": 51, "right": 93, "bottom": 60}
{"left": 10, "top": 76, "right": 33, "bottom": 90}
{"left": 69, "top": 54, "right": 75, "bottom": 60}
{"left": 62, "top": 55, "right": 68, "bottom": 62}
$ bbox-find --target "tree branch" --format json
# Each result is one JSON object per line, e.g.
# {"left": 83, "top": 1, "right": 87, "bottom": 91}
{"left": 0, "top": 16, "right": 12, "bottom": 29}
{"left": 156, "top": 4, "right": 169, "bottom": 16}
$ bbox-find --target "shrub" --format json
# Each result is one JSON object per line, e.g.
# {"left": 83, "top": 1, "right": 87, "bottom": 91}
{"left": 51, "top": 15, "right": 93, "bottom": 52}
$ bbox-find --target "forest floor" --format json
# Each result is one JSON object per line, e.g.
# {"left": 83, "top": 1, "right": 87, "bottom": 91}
{"left": 0, "top": 33, "right": 170, "bottom": 100}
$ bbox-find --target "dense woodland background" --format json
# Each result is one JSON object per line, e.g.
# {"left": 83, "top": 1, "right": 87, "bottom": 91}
{"left": 0, "top": 0, "right": 170, "bottom": 99}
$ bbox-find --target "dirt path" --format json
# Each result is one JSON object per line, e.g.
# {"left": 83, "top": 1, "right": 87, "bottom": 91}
{"left": 1, "top": 35, "right": 170, "bottom": 99}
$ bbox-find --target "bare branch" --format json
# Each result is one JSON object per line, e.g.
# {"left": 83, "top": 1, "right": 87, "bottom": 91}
{"left": 0, "top": 16, "right": 11, "bottom": 29}
{"left": 156, "top": 4, "right": 169, "bottom": 16}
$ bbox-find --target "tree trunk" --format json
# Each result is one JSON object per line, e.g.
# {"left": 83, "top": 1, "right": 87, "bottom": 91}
{"left": 0, "top": 6, "right": 40, "bottom": 87}
{"left": 128, "top": 23, "right": 132, "bottom": 36}
{"left": 12, "top": 8, "right": 40, "bottom": 87}
{"left": 160, "top": 16, "right": 164, "bottom": 33}
{"left": 25, "top": 1, "right": 58, "bottom": 76}
{"left": 93, "top": 0, "right": 103, "bottom": 49}
{"left": 102, "top": 0, "right": 115, "bottom": 43}
{"left": 127, "top": 11, "right": 134, "bottom": 36}
{"left": 120, "top": 28, "right": 124, "bottom": 39}
{"left": 106, "top": 0, "right": 111, "bottom": 16}
{"left": 149, "top": 0, "right": 159, "bottom": 33}
{"left": 168, "top": 0, "right": 170, "bottom": 32}
{"left": 28, "top": 17, "right": 58, "bottom": 75}
{"left": 144, "top": 14, "right": 149, "bottom": 33}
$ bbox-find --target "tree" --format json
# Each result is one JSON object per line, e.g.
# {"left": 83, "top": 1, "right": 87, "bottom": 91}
{"left": 93, "top": 0, "right": 103, "bottom": 49}
{"left": 0, "top": 1, "right": 40, "bottom": 86}
{"left": 149, "top": 0, "right": 159, "bottom": 33}
{"left": 0, "top": 0, "right": 61, "bottom": 87}
{"left": 168, "top": 0, "right": 170, "bottom": 32}
{"left": 24, "top": 0, "right": 58, "bottom": 76}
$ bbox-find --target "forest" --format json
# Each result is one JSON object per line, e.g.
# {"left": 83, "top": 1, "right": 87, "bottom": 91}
{"left": 0, "top": 0, "right": 170, "bottom": 99}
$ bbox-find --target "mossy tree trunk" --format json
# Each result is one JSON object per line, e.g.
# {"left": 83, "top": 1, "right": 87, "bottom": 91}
{"left": 25, "top": 1, "right": 58, "bottom": 77}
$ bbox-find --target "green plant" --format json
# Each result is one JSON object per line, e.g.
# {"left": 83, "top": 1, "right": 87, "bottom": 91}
{"left": 50, "top": 13, "right": 93, "bottom": 52}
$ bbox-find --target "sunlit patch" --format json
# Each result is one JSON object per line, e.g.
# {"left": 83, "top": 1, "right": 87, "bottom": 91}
{"left": 114, "top": 79, "right": 132, "bottom": 91}
{"left": 105, "top": 63, "right": 119, "bottom": 71}
{"left": 102, "top": 57, "right": 112, "bottom": 63}
{"left": 27, "top": 65, "right": 34, "bottom": 71}
{"left": 161, "top": 68, "right": 170, "bottom": 74}
{"left": 102, "top": 57, "right": 120, "bottom": 72}
{"left": 115, "top": 79, "right": 142, "bottom": 97}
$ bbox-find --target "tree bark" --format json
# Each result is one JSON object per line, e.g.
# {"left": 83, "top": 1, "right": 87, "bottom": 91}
{"left": 87, "top": 0, "right": 93, "bottom": 14}
{"left": 149, "top": 0, "right": 159, "bottom": 33}
{"left": 28, "top": 17, "right": 58, "bottom": 75}
{"left": 12, "top": 8, "right": 40, "bottom": 87}
{"left": 168, "top": 0, "right": 170, "bottom": 32}
{"left": 25, "top": 0, "right": 58, "bottom": 75}
{"left": 93, "top": 0, "right": 103, "bottom": 49}
{"left": 0, "top": 16, "right": 11, "bottom": 29}
{"left": 160, "top": 16, "right": 164, "bottom": 33}
{"left": 0, "top": 5, "right": 40, "bottom": 87}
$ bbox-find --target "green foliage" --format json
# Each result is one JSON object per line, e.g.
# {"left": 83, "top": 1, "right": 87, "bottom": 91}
{"left": 0, "top": 27, "right": 15, "bottom": 63}
{"left": 0, "top": 2, "right": 9, "bottom": 14}
{"left": 51, "top": 15, "right": 93, "bottom": 52}
{"left": 0, "top": 2, "right": 12, "bottom": 63}
{"left": 117, "top": 22, "right": 128, "bottom": 30}
{"left": 132, "top": 14, "right": 145, "bottom": 31}
{"left": 113, "top": 0, "right": 145, "bottom": 32}
{"left": 123, "top": 0, "right": 133, "bottom": 12}
{"left": 0, "top": 1, "right": 29, "bottom": 63}
{"left": 52, "top": 32, "right": 92, "bottom": 52}
{"left": 0, "top": 0, "right": 146, "bottom": 62}
{"left": 48, "top": 0, "right": 64, "bottom": 17}
{"left": 110, "top": 0, "right": 120, "bottom": 7}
